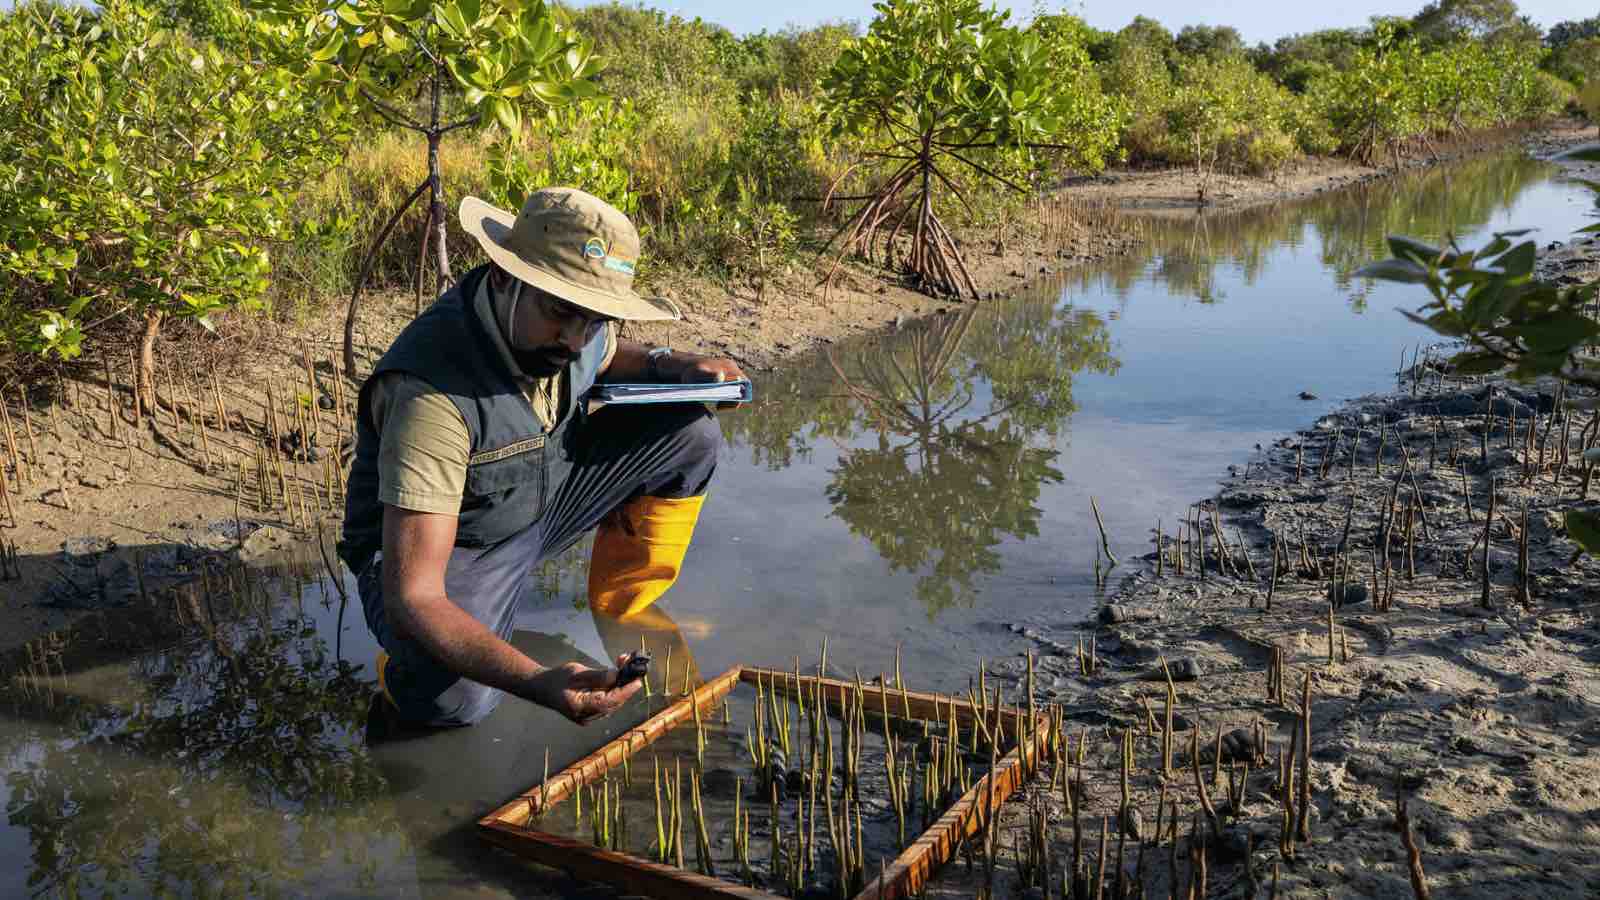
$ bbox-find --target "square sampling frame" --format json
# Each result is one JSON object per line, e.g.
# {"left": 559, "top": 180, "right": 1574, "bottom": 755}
{"left": 477, "top": 664, "right": 1050, "bottom": 899}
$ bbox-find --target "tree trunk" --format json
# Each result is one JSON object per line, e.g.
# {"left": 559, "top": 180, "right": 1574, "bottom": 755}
{"left": 428, "top": 70, "right": 451, "bottom": 288}
{"left": 138, "top": 309, "right": 163, "bottom": 417}
{"left": 414, "top": 207, "right": 433, "bottom": 316}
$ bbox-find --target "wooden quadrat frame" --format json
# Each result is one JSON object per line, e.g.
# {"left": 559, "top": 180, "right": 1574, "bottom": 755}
{"left": 478, "top": 664, "right": 1050, "bottom": 900}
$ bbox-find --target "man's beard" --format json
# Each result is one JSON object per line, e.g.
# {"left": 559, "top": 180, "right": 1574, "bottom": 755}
{"left": 513, "top": 347, "right": 574, "bottom": 377}
{"left": 500, "top": 280, "right": 574, "bottom": 377}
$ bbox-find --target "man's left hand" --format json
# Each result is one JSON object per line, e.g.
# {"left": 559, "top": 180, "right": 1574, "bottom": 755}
{"left": 679, "top": 356, "right": 748, "bottom": 409}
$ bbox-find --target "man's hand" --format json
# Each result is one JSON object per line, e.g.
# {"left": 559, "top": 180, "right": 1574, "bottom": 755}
{"left": 601, "top": 341, "right": 749, "bottom": 409}
{"left": 382, "top": 507, "right": 644, "bottom": 726}
{"left": 679, "top": 356, "right": 747, "bottom": 409}
{"left": 522, "top": 653, "right": 645, "bottom": 725}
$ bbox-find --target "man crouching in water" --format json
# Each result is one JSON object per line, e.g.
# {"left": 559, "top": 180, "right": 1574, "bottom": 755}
{"left": 338, "top": 187, "right": 744, "bottom": 728}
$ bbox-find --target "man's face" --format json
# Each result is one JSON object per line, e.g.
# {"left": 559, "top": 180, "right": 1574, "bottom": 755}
{"left": 501, "top": 277, "right": 614, "bottom": 377}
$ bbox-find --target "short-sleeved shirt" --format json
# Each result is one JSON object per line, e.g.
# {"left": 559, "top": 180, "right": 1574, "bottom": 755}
{"left": 368, "top": 277, "right": 616, "bottom": 515}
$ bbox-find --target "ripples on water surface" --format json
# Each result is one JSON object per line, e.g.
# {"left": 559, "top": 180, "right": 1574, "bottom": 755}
{"left": 2, "top": 151, "right": 1595, "bottom": 897}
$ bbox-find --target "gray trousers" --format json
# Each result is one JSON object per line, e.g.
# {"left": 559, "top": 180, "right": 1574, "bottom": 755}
{"left": 359, "top": 403, "right": 720, "bottom": 726}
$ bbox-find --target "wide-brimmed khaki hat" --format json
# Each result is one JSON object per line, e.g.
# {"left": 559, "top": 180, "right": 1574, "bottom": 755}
{"left": 459, "top": 188, "right": 681, "bottom": 322}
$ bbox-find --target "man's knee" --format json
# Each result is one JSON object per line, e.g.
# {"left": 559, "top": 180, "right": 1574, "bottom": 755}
{"left": 657, "top": 408, "right": 720, "bottom": 498}
{"left": 676, "top": 409, "right": 721, "bottom": 466}
{"left": 431, "top": 680, "right": 504, "bottom": 726}
{"left": 377, "top": 637, "right": 507, "bottom": 727}
{"left": 392, "top": 673, "right": 504, "bottom": 727}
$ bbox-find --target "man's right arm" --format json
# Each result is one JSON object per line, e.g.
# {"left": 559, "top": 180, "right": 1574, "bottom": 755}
{"left": 379, "top": 506, "right": 540, "bottom": 698}
{"left": 380, "top": 505, "right": 642, "bottom": 723}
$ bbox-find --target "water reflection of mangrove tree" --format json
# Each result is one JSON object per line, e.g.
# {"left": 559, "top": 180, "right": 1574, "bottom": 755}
{"left": 818, "top": 298, "right": 1117, "bottom": 617}
{"left": 1, "top": 572, "right": 400, "bottom": 897}
{"left": 1066, "top": 151, "right": 1556, "bottom": 308}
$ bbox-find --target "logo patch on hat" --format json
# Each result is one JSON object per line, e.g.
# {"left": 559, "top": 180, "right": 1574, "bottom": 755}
{"left": 582, "top": 237, "right": 608, "bottom": 260}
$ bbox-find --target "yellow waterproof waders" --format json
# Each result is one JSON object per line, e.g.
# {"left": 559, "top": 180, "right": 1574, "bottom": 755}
{"left": 587, "top": 494, "right": 705, "bottom": 619}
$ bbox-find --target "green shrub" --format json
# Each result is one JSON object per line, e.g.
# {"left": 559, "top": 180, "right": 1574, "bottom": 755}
{"left": 1284, "top": 24, "right": 1557, "bottom": 163}
{"left": 1581, "top": 80, "right": 1600, "bottom": 130}
{"left": 1102, "top": 25, "right": 1175, "bottom": 163}
{"left": 1528, "top": 70, "right": 1576, "bottom": 120}
{"left": 487, "top": 97, "right": 644, "bottom": 216}
{"left": 1482, "top": 42, "right": 1561, "bottom": 124}
{"left": 1282, "top": 94, "right": 1340, "bottom": 156}
{"left": 727, "top": 91, "right": 829, "bottom": 203}
{"left": 1412, "top": 40, "right": 1492, "bottom": 134}
{"left": 565, "top": 3, "right": 740, "bottom": 113}
{"left": 726, "top": 23, "right": 858, "bottom": 98}
{"left": 1159, "top": 54, "right": 1303, "bottom": 185}
{"left": 1028, "top": 12, "right": 1126, "bottom": 175}
{"left": 727, "top": 175, "right": 801, "bottom": 299}
{"left": 1547, "top": 35, "right": 1600, "bottom": 87}
{"left": 0, "top": 0, "right": 348, "bottom": 368}
{"left": 1245, "top": 128, "right": 1300, "bottom": 177}
{"left": 1303, "top": 25, "right": 1426, "bottom": 162}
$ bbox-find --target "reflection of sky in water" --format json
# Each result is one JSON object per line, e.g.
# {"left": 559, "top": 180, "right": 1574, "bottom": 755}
{"left": 2, "top": 152, "right": 1594, "bottom": 899}
{"left": 669, "top": 154, "right": 1598, "bottom": 690}
{"left": 1078, "top": 174, "right": 1598, "bottom": 432}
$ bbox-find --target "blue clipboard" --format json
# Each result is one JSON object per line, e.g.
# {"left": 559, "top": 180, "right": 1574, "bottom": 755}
{"left": 587, "top": 379, "right": 754, "bottom": 407}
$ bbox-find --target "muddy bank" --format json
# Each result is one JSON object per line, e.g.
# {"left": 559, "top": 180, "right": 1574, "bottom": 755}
{"left": 958, "top": 209, "right": 1600, "bottom": 894}
{"left": 963, "top": 379, "right": 1600, "bottom": 895}
{"left": 1072, "top": 119, "right": 1596, "bottom": 215}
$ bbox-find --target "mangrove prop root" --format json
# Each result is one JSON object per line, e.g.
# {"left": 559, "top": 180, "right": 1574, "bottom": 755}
{"left": 1091, "top": 496, "right": 1118, "bottom": 566}
{"left": 1517, "top": 500, "right": 1531, "bottom": 606}
{"left": 1296, "top": 672, "right": 1313, "bottom": 843}
{"left": 1396, "top": 794, "right": 1433, "bottom": 900}
{"left": 1481, "top": 473, "right": 1497, "bottom": 610}
{"left": 1191, "top": 729, "right": 1221, "bottom": 841}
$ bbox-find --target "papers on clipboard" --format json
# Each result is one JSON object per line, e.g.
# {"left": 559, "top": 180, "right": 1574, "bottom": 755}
{"left": 588, "top": 379, "right": 753, "bottom": 406}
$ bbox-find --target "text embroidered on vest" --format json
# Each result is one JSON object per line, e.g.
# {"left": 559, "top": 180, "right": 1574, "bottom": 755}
{"left": 468, "top": 435, "right": 547, "bottom": 466}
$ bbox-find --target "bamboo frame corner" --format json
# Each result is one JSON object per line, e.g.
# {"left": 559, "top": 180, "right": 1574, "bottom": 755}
{"left": 478, "top": 665, "right": 1050, "bottom": 900}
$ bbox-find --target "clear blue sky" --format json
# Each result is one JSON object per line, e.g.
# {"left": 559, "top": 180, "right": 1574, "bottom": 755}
{"left": 603, "top": 0, "right": 1586, "bottom": 46}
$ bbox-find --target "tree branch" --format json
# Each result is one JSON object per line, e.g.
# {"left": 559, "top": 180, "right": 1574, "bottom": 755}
{"left": 935, "top": 146, "right": 1029, "bottom": 194}
{"left": 360, "top": 87, "right": 424, "bottom": 131}
{"left": 395, "top": 19, "right": 441, "bottom": 68}
{"left": 870, "top": 101, "right": 923, "bottom": 145}
{"left": 438, "top": 113, "right": 481, "bottom": 135}
{"left": 923, "top": 160, "right": 978, "bottom": 220}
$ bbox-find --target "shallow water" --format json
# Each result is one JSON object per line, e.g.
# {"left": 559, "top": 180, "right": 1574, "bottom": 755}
{"left": 2, "top": 150, "right": 1594, "bottom": 897}
{"left": 687, "top": 151, "right": 1598, "bottom": 686}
